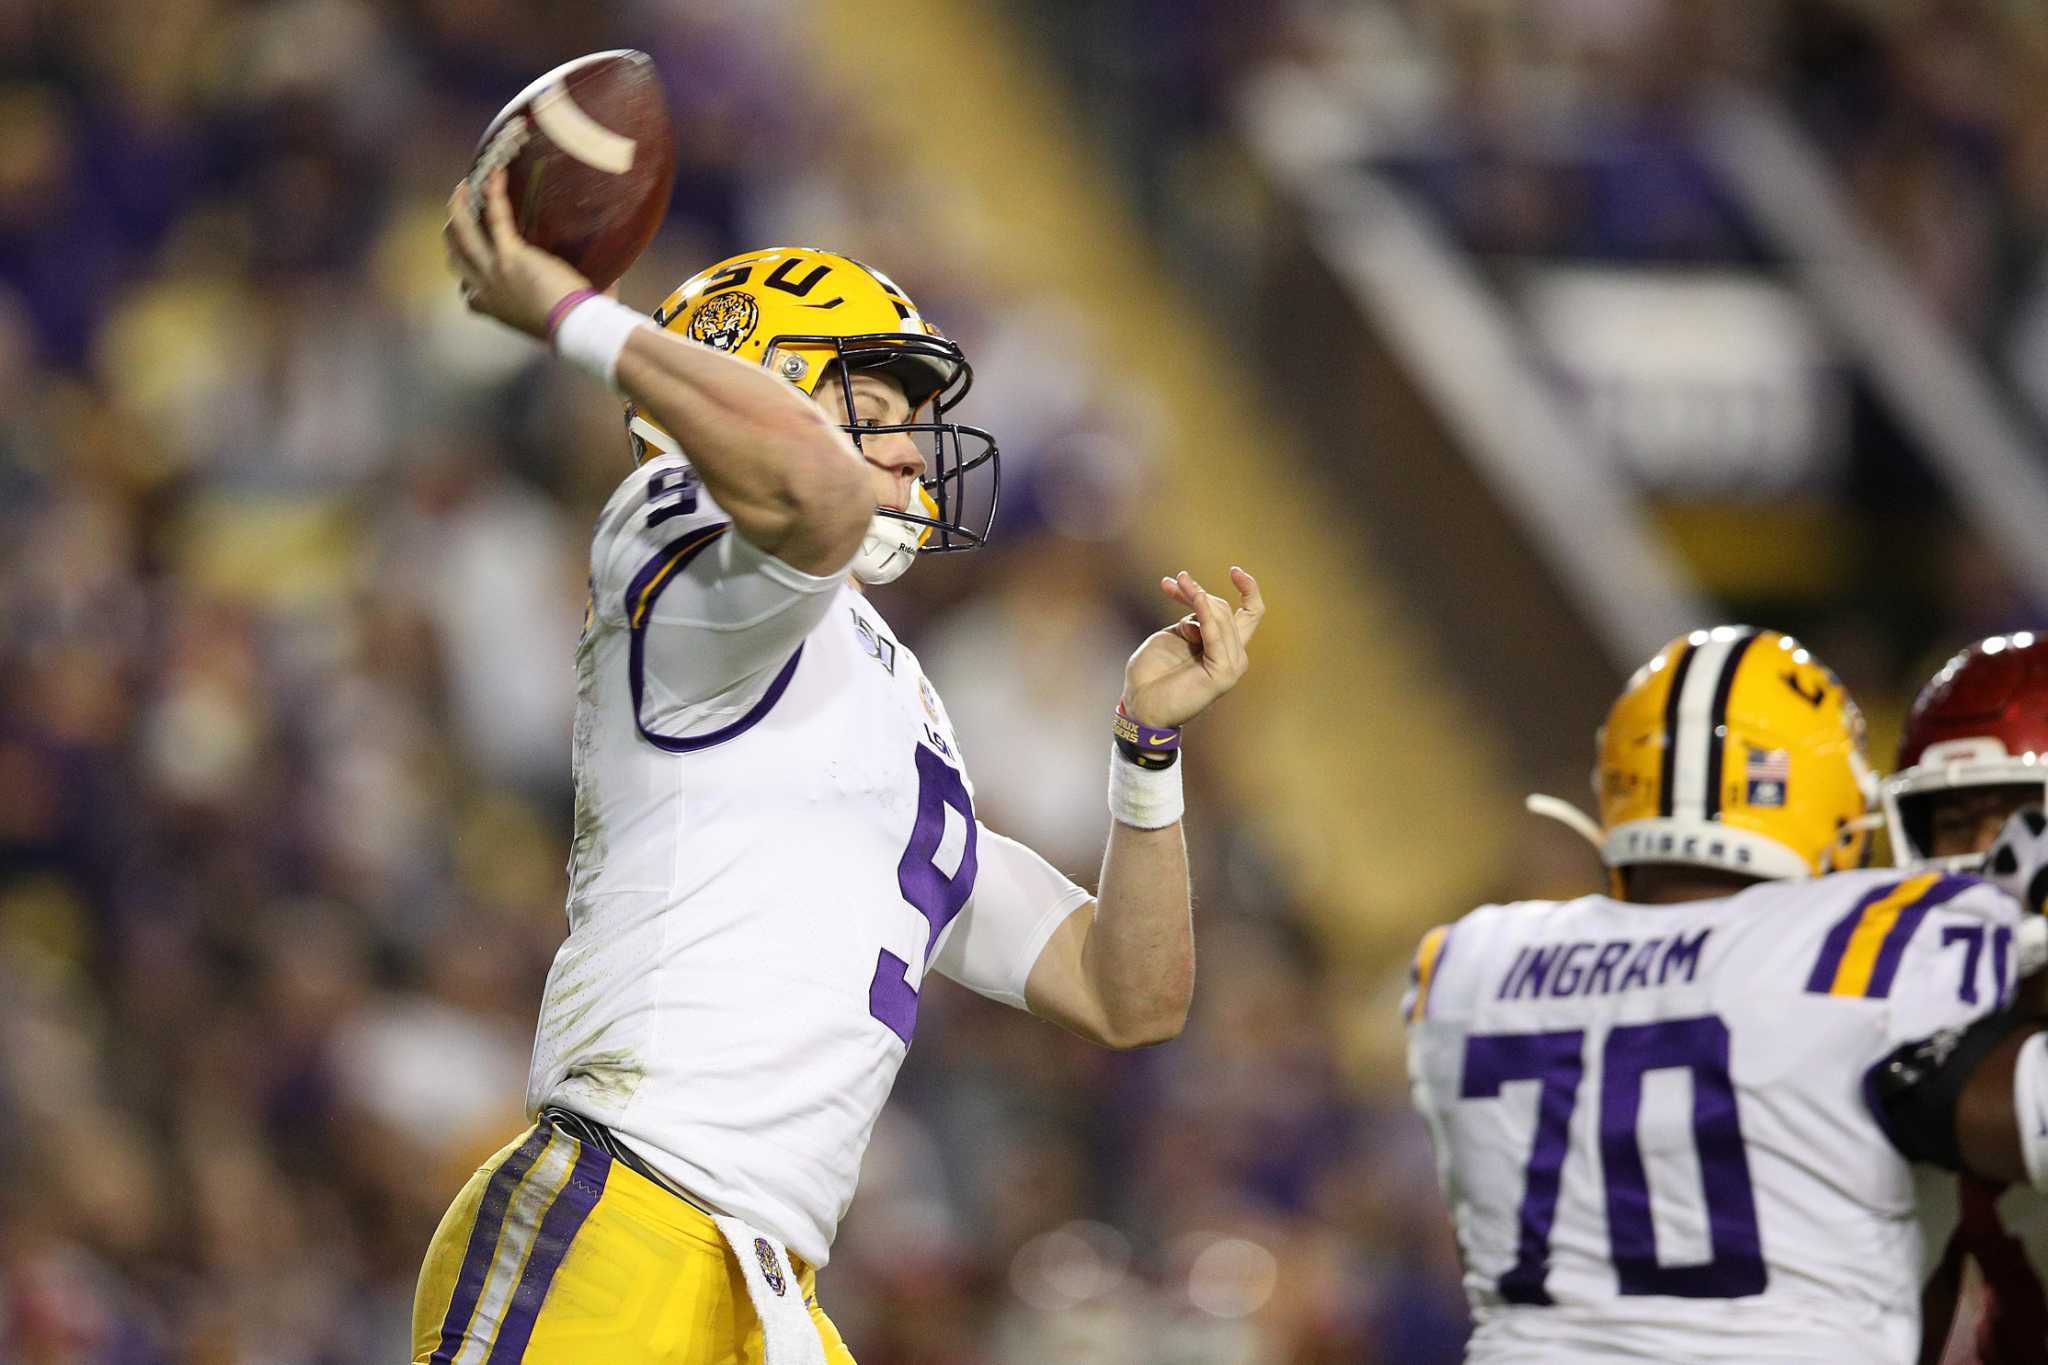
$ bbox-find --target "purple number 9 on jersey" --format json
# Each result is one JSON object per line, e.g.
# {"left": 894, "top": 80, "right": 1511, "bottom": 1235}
{"left": 868, "top": 744, "right": 979, "bottom": 1045}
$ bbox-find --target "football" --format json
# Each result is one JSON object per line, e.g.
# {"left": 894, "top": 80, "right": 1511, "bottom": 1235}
{"left": 466, "top": 49, "right": 677, "bottom": 289}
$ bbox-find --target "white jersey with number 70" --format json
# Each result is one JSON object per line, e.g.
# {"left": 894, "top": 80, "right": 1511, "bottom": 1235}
{"left": 1405, "top": 868, "right": 2021, "bottom": 1362}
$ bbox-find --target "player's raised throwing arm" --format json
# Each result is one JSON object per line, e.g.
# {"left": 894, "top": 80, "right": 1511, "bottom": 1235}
{"left": 443, "top": 172, "right": 869, "bottom": 575}
{"left": 1021, "top": 567, "right": 1265, "bottom": 1048}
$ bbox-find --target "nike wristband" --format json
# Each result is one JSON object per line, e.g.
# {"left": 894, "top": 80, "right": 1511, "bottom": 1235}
{"left": 1113, "top": 704, "right": 1180, "bottom": 771}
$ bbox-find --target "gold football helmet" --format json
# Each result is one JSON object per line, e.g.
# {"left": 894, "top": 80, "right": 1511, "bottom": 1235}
{"left": 624, "top": 247, "right": 998, "bottom": 579}
{"left": 1536, "top": 626, "right": 1875, "bottom": 881}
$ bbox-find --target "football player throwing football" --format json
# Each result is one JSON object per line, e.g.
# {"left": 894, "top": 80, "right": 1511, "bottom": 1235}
{"left": 421, "top": 171, "right": 1263, "bottom": 1364}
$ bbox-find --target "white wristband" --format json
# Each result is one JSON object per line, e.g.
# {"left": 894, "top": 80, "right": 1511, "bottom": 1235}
{"left": 1108, "top": 742, "right": 1184, "bottom": 829}
{"left": 553, "top": 295, "right": 650, "bottom": 390}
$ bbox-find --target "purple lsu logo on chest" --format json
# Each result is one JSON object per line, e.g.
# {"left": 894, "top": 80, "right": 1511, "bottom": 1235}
{"left": 753, "top": 1236, "right": 787, "bottom": 1296}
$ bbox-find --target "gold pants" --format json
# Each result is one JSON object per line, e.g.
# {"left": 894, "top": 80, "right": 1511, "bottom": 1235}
{"left": 412, "top": 1123, "right": 857, "bottom": 1363}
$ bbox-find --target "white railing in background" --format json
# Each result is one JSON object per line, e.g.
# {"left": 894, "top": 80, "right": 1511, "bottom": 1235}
{"left": 1239, "top": 69, "right": 1709, "bottom": 674}
{"left": 1699, "top": 85, "right": 2048, "bottom": 604}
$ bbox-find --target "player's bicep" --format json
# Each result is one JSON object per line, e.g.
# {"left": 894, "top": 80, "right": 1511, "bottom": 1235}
{"left": 594, "top": 457, "right": 842, "bottom": 631}
{"left": 932, "top": 826, "right": 1089, "bottom": 1014}
{"left": 1019, "top": 904, "right": 1105, "bottom": 1039}
{"left": 632, "top": 527, "right": 841, "bottom": 720}
{"left": 594, "top": 459, "right": 843, "bottom": 738}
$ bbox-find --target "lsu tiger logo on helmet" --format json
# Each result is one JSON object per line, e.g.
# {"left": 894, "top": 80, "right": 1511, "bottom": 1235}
{"left": 620, "top": 246, "right": 1000, "bottom": 582}
{"left": 1538, "top": 626, "right": 1874, "bottom": 881}
{"left": 686, "top": 290, "right": 759, "bottom": 353}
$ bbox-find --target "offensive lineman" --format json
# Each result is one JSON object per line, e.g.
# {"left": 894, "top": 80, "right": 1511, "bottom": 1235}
{"left": 423, "top": 171, "right": 1264, "bottom": 1363}
{"left": 1406, "top": 626, "right": 2025, "bottom": 1362}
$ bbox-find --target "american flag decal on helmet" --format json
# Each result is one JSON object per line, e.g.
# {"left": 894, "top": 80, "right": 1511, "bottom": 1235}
{"left": 1744, "top": 747, "right": 1791, "bottom": 808}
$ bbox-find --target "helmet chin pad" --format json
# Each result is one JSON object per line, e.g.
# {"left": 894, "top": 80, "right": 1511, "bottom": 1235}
{"left": 851, "top": 511, "right": 922, "bottom": 585}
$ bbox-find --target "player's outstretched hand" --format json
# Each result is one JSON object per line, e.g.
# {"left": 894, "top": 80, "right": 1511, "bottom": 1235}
{"left": 1121, "top": 566, "right": 1264, "bottom": 730}
{"left": 443, "top": 169, "right": 593, "bottom": 340}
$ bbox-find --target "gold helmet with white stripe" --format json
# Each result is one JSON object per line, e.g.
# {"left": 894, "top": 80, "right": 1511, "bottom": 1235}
{"left": 625, "top": 246, "right": 1000, "bottom": 582}
{"left": 1585, "top": 626, "right": 1874, "bottom": 880}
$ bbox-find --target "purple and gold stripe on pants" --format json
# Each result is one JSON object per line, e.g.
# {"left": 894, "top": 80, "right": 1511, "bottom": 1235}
{"left": 432, "top": 1123, "right": 612, "bottom": 1364}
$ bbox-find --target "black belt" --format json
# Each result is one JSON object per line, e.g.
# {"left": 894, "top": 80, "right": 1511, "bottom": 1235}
{"left": 540, "top": 1106, "right": 709, "bottom": 1214}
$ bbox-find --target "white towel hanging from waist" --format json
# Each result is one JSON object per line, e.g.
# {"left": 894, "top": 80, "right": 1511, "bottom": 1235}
{"left": 709, "top": 1213, "right": 827, "bottom": 1365}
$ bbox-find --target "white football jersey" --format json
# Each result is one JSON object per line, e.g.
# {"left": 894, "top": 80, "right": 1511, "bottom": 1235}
{"left": 1406, "top": 868, "right": 2022, "bottom": 1362}
{"left": 526, "top": 454, "right": 1091, "bottom": 1266}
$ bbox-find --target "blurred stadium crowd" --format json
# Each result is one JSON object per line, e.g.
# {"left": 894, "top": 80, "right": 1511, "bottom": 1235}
{"left": 6, "top": 1, "right": 2048, "bottom": 1362}
{"left": 1047, "top": 0, "right": 2048, "bottom": 694}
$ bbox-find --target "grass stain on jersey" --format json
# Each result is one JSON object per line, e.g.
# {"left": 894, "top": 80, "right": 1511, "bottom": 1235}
{"left": 542, "top": 993, "right": 603, "bottom": 1045}
{"left": 536, "top": 946, "right": 604, "bottom": 1043}
{"left": 565, "top": 1048, "right": 646, "bottom": 1107}
{"left": 567, "top": 638, "right": 608, "bottom": 895}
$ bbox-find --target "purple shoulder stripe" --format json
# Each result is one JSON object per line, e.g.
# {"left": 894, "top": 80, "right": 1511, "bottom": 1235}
{"left": 1864, "top": 874, "right": 1974, "bottom": 999}
{"left": 1805, "top": 881, "right": 1893, "bottom": 994}
{"left": 622, "top": 521, "right": 730, "bottom": 627}
{"left": 1805, "top": 874, "right": 1978, "bottom": 998}
{"left": 631, "top": 640, "right": 803, "bottom": 754}
{"left": 624, "top": 520, "right": 804, "bottom": 753}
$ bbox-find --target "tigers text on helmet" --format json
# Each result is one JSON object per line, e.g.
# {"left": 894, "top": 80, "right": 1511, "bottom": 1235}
{"left": 1535, "top": 626, "right": 1875, "bottom": 882}
{"left": 1884, "top": 632, "right": 2048, "bottom": 872}
{"left": 623, "top": 247, "right": 998, "bottom": 583}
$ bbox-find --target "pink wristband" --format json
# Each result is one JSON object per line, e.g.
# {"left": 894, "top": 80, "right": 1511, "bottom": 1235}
{"left": 546, "top": 288, "right": 601, "bottom": 339}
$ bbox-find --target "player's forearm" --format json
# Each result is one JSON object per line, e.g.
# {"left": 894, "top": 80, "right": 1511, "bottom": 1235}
{"left": 1873, "top": 1013, "right": 2048, "bottom": 1186}
{"left": 1082, "top": 820, "right": 1195, "bottom": 1049}
{"left": 615, "top": 327, "right": 868, "bottom": 570}
{"left": 1974, "top": 1023, "right": 2048, "bottom": 1186}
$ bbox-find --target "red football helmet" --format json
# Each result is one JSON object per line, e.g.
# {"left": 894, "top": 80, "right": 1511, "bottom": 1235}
{"left": 1883, "top": 632, "right": 2048, "bottom": 870}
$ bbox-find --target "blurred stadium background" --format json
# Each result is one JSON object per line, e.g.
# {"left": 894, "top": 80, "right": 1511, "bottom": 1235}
{"left": 3, "top": 0, "right": 2044, "bottom": 1359}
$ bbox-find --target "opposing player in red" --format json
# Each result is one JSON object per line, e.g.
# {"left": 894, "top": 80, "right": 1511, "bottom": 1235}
{"left": 421, "top": 170, "right": 1263, "bottom": 1363}
{"left": 1873, "top": 634, "right": 2048, "bottom": 1365}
